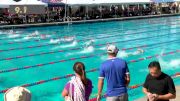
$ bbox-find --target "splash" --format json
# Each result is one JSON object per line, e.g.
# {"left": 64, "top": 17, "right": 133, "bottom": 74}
{"left": 158, "top": 58, "right": 180, "bottom": 70}
{"left": 61, "top": 36, "right": 76, "bottom": 42}
{"left": 8, "top": 30, "right": 14, "bottom": 34}
{"left": 66, "top": 46, "right": 94, "bottom": 56}
{"left": 8, "top": 34, "right": 20, "bottom": 38}
{"left": 84, "top": 39, "right": 95, "bottom": 48}
{"left": 60, "top": 41, "right": 77, "bottom": 48}
{"left": 14, "top": 38, "right": 26, "bottom": 42}
{"left": 23, "top": 36, "right": 31, "bottom": 40}
{"left": 169, "top": 59, "right": 180, "bottom": 67}
{"left": 25, "top": 31, "right": 39, "bottom": 38}
{"left": 15, "top": 31, "right": 23, "bottom": 34}
{"left": 34, "top": 30, "right": 39, "bottom": 35}
{"left": 80, "top": 46, "right": 94, "bottom": 54}
{"left": 99, "top": 47, "right": 106, "bottom": 50}
{"left": 49, "top": 39, "right": 60, "bottom": 44}
{"left": 117, "top": 51, "right": 128, "bottom": 58}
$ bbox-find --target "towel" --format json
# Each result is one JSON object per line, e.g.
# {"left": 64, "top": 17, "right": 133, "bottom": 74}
{"left": 70, "top": 76, "right": 86, "bottom": 101}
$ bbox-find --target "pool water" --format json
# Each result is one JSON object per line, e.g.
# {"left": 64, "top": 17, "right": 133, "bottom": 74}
{"left": 0, "top": 16, "right": 179, "bottom": 101}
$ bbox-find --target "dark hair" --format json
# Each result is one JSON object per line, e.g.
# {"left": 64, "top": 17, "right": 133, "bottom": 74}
{"left": 73, "top": 62, "right": 88, "bottom": 86}
{"left": 148, "top": 61, "right": 161, "bottom": 70}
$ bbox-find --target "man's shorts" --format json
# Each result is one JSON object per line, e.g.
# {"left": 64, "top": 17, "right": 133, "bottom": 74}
{"left": 106, "top": 93, "right": 128, "bottom": 101}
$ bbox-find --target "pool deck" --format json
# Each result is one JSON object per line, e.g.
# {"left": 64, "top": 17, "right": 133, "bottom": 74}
{"left": 0, "top": 13, "right": 180, "bottom": 29}
{"left": 136, "top": 86, "right": 180, "bottom": 101}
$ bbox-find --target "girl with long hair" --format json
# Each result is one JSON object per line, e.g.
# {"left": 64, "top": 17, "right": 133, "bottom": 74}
{"left": 62, "top": 62, "right": 93, "bottom": 101}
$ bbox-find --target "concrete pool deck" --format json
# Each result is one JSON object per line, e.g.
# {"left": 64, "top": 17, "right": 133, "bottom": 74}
{"left": 0, "top": 13, "right": 180, "bottom": 29}
{"left": 136, "top": 86, "right": 180, "bottom": 101}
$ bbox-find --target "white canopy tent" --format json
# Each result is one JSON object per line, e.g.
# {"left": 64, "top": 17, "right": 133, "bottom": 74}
{"left": 61, "top": 0, "right": 154, "bottom": 18}
{"left": 0, "top": 0, "right": 48, "bottom": 8}
{"left": 12, "top": 0, "right": 48, "bottom": 6}
{"left": 0, "top": 0, "right": 16, "bottom": 8}
{"left": 152, "top": 0, "right": 176, "bottom": 3}
{"left": 61, "top": 0, "right": 180, "bottom": 5}
{"left": 61, "top": 0, "right": 90, "bottom": 5}
{"left": 61, "top": 0, "right": 152, "bottom": 5}
{"left": 91, "top": 0, "right": 152, "bottom": 5}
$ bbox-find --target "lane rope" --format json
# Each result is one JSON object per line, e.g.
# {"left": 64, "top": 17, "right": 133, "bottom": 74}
{"left": 0, "top": 39, "right": 179, "bottom": 61}
{"left": 0, "top": 32, "right": 179, "bottom": 53}
{"left": 0, "top": 25, "right": 179, "bottom": 45}
{"left": 0, "top": 19, "right": 179, "bottom": 41}
{"left": 0, "top": 50, "right": 178, "bottom": 94}
{"left": 0, "top": 49, "right": 179, "bottom": 74}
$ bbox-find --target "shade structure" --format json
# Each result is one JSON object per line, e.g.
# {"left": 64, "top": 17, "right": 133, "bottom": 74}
{"left": 41, "top": 0, "right": 65, "bottom": 7}
{"left": 60, "top": 0, "right": 152, "bottom": 5}
{"left": 11, "top": 0, "right": 48, "bottom": 6}
{"left": 0, "top": 0, "right": 17, "bottom": 8}
{"left": 151, "top": 0, "right": 175, "bottom": 3}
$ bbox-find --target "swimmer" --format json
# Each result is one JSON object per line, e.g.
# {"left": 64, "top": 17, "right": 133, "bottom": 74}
{"left": 84, "top": 39, "right": 95, "bottom": 48}
{"left": 8, "top": 30, "right": 15, "bottom": 34}
{"left": 33, "top": 31, "right": 39, "bottom": 36}
{"left": 118, "top": 48, "right": 144, "bottom": 58}
{"left": 127, "top": 48, "right": 144, "bottom": 56}
{"left": 63, "top": 36, "right": 76, "bottom": 42}
{"left": 40, "top": 34, "right": 47, "bottom": 39}
{"left": 28, "top": 31, "right": 39, "bottom": 38}
{"left": 50, "top": 38, "right": 61, "bottom": 44}
{"left": 133, "top": 48, "right": 144, "bottom": 55}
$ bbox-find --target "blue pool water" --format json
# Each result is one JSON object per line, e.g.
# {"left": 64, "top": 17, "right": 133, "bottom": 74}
{"left": 0, "top": 16, "right": 180, "bottom": 101}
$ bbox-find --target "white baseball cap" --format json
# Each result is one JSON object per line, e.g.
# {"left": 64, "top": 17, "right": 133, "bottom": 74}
{"left": 107, "top": 45, "right": 119, "bottom": 54}
{"left": 4, "top": 86, "right": 31, "bottom": 101}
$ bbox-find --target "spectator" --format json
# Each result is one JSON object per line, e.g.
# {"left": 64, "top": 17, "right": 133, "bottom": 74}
{"left": 62, "top": 62, "right": 93, "bottom": 101}
{"left": 143, "top": 61, "right": 176, "bottom": 101}
{"left": 4, "top": 86, "right": 31, "bottom": 101}
{"left": 97, "top": 44, "right": 130, "bottom": 101}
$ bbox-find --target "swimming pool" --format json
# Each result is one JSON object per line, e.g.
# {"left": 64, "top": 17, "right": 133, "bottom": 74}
{"left": 0, "top": 16, "right": 179, "bottom": 101}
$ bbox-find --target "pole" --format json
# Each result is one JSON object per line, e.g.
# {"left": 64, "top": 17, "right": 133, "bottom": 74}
{"left": 100, "top": 5, "right": 102, "bottom": 18}
{"left": 122, "top": 4, "right": 124, "bottom": 16}
{"left": 25, "top": 14, "right": 27, "bottom": 24}
{"left": 48, "top": 7, "right": 50, "bottom": 22}
{"left": 137, "top": 4, "right": 139, "bottom": 16}
{"left": 64, "top": 0, "right": 67, "bottom": 21}
{"left": 127, "top": 4, "right": 129, "bottom": 16}
{"left": 86, "top": 5, "right": 89, "bottom": 20}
